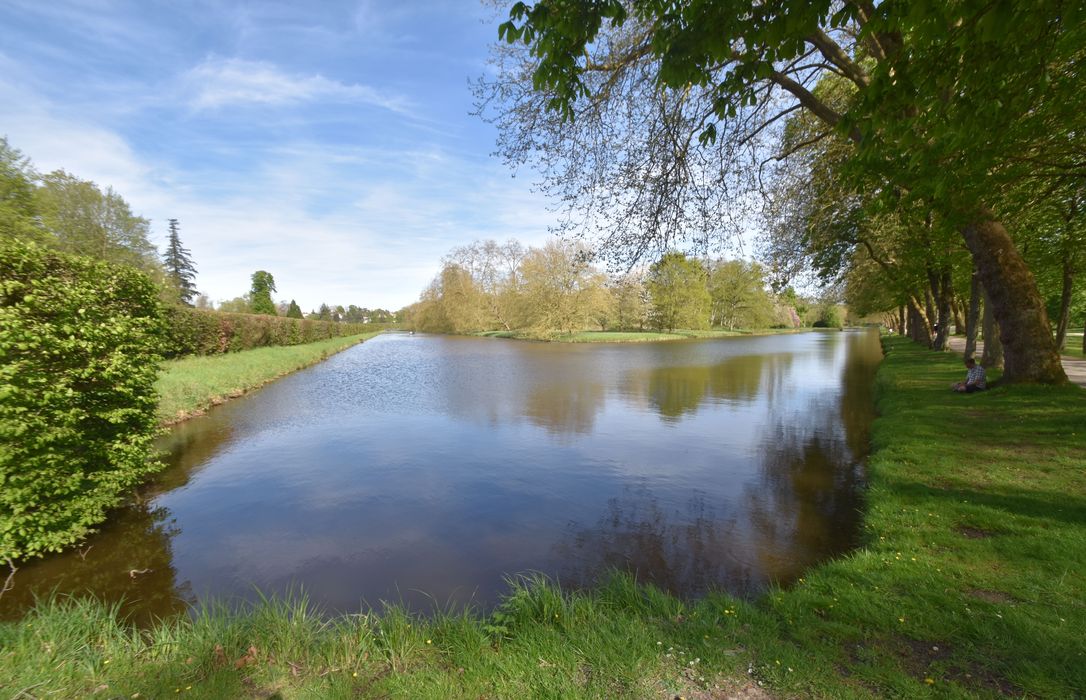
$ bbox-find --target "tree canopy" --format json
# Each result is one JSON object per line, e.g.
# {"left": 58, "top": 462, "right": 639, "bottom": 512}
{"left": 484, "top": 0, "right": 1083, "bottom": 382}
{"left": 647, "top": 252, "right": 710, "bottom": 332}
{"left": 405, "top": 237, "right": 798, "bottom": 335}
{"left": 249, "top": 271, "right": 277, "bottom": 316}
{"left": 35, "top": 170, "right": 160, "bottom": 274}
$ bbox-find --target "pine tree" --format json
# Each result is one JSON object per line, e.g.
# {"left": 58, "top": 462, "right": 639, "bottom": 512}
{"left": 162, "top": 218, "right": 198, "bottom": 306}
{"left": 286, "top": 299, "right": 304, "bottom": 319}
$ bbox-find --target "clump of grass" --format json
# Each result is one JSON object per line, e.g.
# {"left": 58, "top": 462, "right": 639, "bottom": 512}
{"left": 154, "top": 333, "right": 380, "bottom": 425}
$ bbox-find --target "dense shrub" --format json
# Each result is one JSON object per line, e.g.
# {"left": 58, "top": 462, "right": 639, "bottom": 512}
{"left": 0, "top": 240, "right": 165, "bottom": 561}
{"left": 161, "top": 306, "right": 377, "bottom": 358}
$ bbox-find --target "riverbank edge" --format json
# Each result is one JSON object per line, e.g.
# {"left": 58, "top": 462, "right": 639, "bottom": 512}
{"left": 155, "top": 332, "right": 383, "bottom": 426}
{"left": 474, "top": 326, "right": 815, "bottom": 343}
{"left": 2, "top": 336, "right": 1083, "bottom": 698}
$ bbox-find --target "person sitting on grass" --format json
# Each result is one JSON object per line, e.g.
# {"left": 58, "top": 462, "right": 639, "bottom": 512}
{"left": 952, "top": 357, "right": 987, "bottom": 393}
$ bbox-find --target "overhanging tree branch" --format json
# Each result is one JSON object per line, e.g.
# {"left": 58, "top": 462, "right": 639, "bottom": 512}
{"left": 806, "top": 29, "right": 871, "bottom": 88}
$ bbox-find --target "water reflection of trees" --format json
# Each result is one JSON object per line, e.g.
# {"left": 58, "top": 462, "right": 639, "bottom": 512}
{"left": 151, "top": 418, "right": 237, "bottom": 495}
{"left": 0, "top": 417, "right": 239, "bottom": 623}
{"left": 552, "top": 333, "right": 881, "bottom": 598}
{"left": 623, "top": 353, "right": 794, "bottom": 421}
{"left": 552, "top": 486, "right": 767, "bottom": 597}
{"left": 518, "top": 350, "right": 791, "bottom": 434}
{"left": 0, "top": 500, "right": 192, "bottom": 625}
{"left": 742, "top": 331, "right": 880, "bottom": 587}
{"left": 745, "top": 417, "right": 865, "bottom": 586}
{"left": 839, "top": 331, "right": 882, "bottom": 459}
{"left": 523, "top": 379, "right": 607, "bottom": 435}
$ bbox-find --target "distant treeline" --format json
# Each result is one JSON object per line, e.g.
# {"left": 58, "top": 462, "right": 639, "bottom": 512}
{"left": 402, "top": 239, "right": 840, "bottom": 336}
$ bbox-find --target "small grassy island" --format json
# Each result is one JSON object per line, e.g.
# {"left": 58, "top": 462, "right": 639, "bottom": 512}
{"left": 3, "top": 337, "right": 1082, "bottom": 698}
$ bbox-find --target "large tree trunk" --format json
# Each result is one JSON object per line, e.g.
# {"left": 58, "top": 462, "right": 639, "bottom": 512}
{"left": 898, "top": 305, "right": 906, "bottom": 336}
{"left": 924, "top": 286, "right": 936, "bottom": 348}
{"left": 981, "top": 286, "right": 1003, "bottom": 370}
{"left": 964, "top": 267, "right": 981, "bottom": 359}
{"left": 1054, "top": 251, "right": 1073, "bottom": 350}
{"left": 907, "top": 300, "right": 931, "bottom": 346}
{"left": 928, "top": 267, "right": 952, "bottom": 351}
{"left": 952, "top": 294, "right": 965, "bottom": 336}
{"left": 960, "top": 211, "right": 1066, "bottom": 383}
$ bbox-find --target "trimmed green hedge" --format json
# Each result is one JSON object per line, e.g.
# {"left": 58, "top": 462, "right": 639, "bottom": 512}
{"left": 162, "top": 307, "right": 377, "bottom": 358}
{"left": 0, "top": 240, "right": 165, "bottom": 561}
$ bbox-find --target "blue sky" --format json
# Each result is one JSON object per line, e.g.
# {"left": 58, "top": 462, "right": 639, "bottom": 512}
{"left": 0, "top": 0, "right": 557, "bottom": 311}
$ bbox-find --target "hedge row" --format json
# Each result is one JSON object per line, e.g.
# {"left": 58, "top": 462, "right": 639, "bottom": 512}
{"left": 162, "top": 307, "right": 379, "bottom": 358}
{"left": 0, "top": 240, "right": 165, "bottom": 561}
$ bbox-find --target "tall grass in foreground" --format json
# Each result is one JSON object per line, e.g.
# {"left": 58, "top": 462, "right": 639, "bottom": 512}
{"left": 1, "top": 337, "right": 1083, "bottom": 698}
{"left": 154, "top": 332, "right": 381, "bottom": 425}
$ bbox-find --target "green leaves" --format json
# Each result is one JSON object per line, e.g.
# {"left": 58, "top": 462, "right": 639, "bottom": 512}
{"left": 0, "top": 240, "right": 166, "bottom": 561}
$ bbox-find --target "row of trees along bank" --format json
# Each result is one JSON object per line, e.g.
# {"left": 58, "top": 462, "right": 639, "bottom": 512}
{"left": 402, "top": 238, "right": 841, "bottom": 336}
{"left": 485, "top": 0, "right": 1085, "bottom": 380}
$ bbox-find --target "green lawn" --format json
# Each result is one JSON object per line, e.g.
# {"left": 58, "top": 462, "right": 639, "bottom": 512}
{"left": 3, "top": 336, "right": 1083, "bottom": 698}
{"left": 561, "top": 330, "right": 688, "bottom": 342}
{"left": 1062, "top": 332, "right": 1084, "bottom": 359}
{"left": 155, "top": 332, "right": 381, "bottom": 425}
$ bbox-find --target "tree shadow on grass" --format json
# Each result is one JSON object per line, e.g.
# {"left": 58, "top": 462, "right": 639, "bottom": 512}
{"left": 881, "top": 478, "right": 1086, "bottom": 527}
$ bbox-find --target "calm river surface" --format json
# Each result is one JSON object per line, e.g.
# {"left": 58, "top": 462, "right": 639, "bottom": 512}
{"left": 2, "top": 330, "right": 881, "bottom": 622}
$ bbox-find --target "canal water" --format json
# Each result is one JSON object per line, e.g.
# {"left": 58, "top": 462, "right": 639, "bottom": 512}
{"left": 1, "top": 330, "right": 881, "bottom": 622}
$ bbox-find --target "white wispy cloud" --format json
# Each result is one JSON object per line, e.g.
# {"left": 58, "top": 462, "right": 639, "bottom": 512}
{"left": 0, "top": 3, "right": 562, "bottom": 312}
{"left": 183, "top": 57, "right": 413, "bottom": 114}
{"left": 0, "top": 66, "right": 556, "bottom": 311}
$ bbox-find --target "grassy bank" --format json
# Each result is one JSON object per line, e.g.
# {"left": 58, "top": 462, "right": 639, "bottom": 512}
{"left": 476, "top": 327, "right": 807, "bottom": 343}
{"left": 155, "top": 332, "right": 382, "bottom": 425}
{"left": 2, "top": 337, "right": 1083, "bottom": 698}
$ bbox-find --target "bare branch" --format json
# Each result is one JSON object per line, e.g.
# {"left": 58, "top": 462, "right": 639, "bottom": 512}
{"left": 806, "top": 29, "right": 871, "bottom": 88}
{"left": 772, "top": 130, "right": 835, "bottom": 162}
{"left": 1, "top": 559, "right": 16, "bottom": 600}
{"left": 768, "top": 70, "right": 861, "bottom": 142}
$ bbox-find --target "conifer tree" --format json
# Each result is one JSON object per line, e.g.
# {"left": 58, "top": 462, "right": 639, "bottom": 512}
{"left": 286, "top": 299, "right": 304, "bottom": 319}
{"left": 162, "top": 218, "right": 198, "bottom": 306}
{"left": 249, "top": 270, "right": 277, "bottom": 315}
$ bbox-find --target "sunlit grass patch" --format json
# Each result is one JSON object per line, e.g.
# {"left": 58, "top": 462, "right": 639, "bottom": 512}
{"left": 1061, "top": 333, "right": 1084, "bottom": 359}
{"left": 154, "top": 332, "right": 381, "bottom": 425}
{"left": 678, "top": 327, "right": 804, "bottom": 338}
{"left": 562, "top": 330, "right": 687, "bottom": 342}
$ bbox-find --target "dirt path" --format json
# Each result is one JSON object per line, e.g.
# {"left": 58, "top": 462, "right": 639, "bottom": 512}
{"left": 944, "top": 336, "right": 1086, "bottom": 387}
